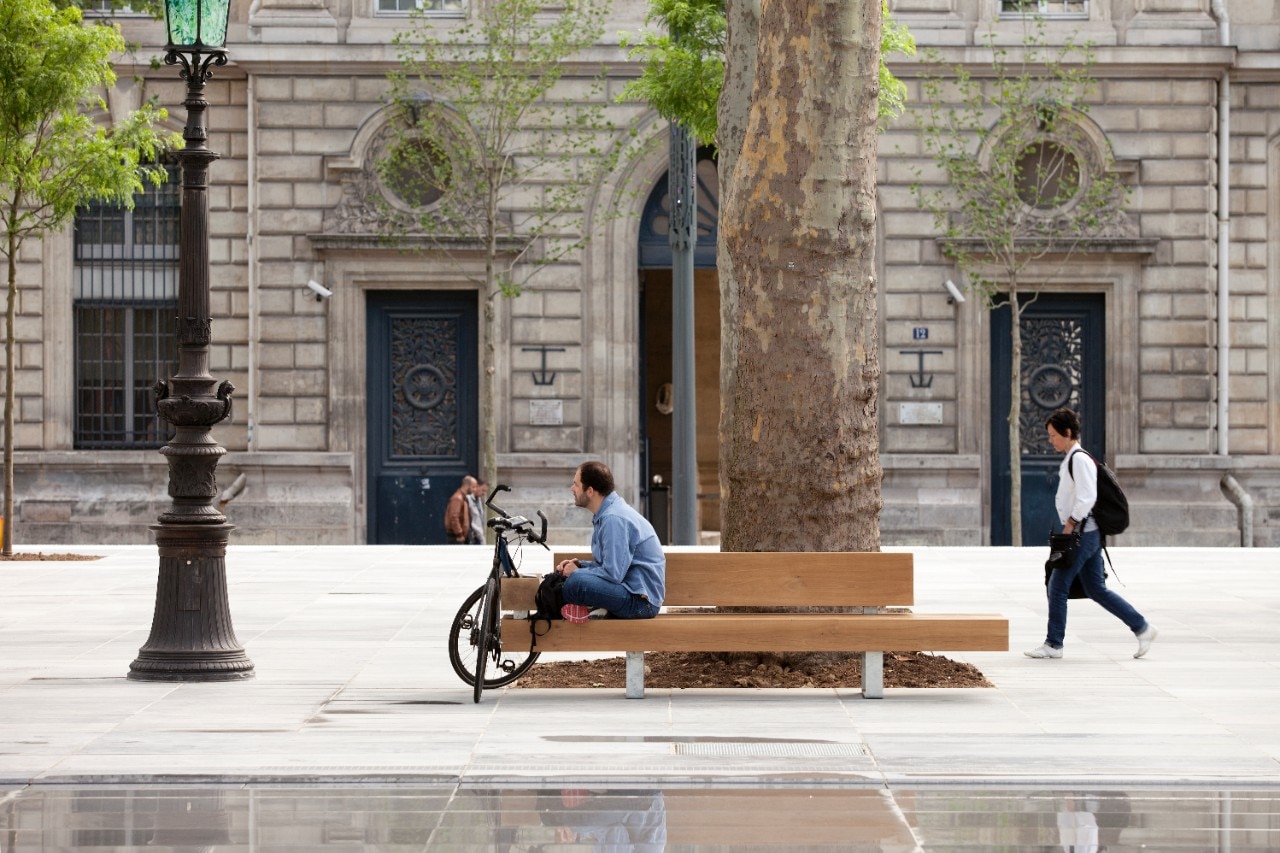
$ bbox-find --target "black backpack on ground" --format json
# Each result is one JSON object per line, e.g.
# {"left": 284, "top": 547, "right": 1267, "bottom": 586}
{"left": 1067, "top": 449, "right": 1130, "bottom": 537}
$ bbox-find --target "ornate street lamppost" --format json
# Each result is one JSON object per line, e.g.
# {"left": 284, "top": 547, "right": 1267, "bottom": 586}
{"left": 129, "top": 0, "right": 253, "bottom": 681}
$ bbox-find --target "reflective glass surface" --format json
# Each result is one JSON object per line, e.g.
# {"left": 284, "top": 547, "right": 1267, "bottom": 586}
{"left": 164, "top": 0, "right": 229, "bottom": 47}
{"left": 2, "top": 784, "right": 1278, "bottom": 850}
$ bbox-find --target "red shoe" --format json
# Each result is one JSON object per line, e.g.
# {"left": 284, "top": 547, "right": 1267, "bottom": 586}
{"left": 561, "top": 603, "right": 592, "bottom": 624}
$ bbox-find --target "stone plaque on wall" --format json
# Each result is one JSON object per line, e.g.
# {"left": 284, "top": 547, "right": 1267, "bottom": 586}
{"left": 900, "top": 402, "right": 944, "bottom": 425}
{"left": 529, "top": 399, "right": 564, "bottom": 426}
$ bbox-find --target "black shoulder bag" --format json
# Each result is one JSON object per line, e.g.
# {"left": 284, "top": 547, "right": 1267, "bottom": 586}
{"left": 529, "top": 570, "right": 567, "bottom": 647}
{"left": 1045, "top": 528, "right": 1088, "bottom": 599}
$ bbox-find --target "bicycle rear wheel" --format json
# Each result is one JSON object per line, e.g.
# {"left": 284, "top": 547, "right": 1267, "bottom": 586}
{"left": 448, "top": 583, "right": 540, "bottom": 690}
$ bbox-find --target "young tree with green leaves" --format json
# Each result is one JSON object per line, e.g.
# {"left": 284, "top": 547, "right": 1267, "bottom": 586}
{"left": 911, "top": 22, "right": 1129, "bottom": 543}
{"left": 0, "top": 0, "right": 180, "bottom": 555}
{"left": 382, "top": 0, "right": 632, "bottom": 493}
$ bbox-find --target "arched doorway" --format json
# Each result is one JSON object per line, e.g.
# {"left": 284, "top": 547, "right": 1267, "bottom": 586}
{"left": 637, "top": 148, "right": 721, "bottom": 540}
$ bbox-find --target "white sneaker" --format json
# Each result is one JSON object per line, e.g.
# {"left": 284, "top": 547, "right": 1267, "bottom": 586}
{"left": 1024, "top": 644, "right": 1063, "bottom": 659}
{"left": 1134, "top": 624, "right": 1158, "bottom": 659}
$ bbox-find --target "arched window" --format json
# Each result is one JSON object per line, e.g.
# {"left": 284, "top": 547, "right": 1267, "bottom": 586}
{"left": 638, "top": 147, "right": 719, "bottom": 268}
{"left": 73, "top": 165, "right": 179, "bottom": 448}
{"left": 1014, "top": 140, "right": 1082, "bottom": 211}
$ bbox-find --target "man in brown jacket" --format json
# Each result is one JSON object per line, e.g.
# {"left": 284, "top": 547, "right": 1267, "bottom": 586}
{"left": 444, "top": 476, "right": 476, "bottom": 543}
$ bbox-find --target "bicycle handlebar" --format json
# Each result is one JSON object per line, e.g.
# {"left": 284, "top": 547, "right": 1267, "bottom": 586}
{"left": 483, "top": 484, "right": 549, "bottom": 550}
{"left": 485, "top": 483, "right": 512, "bottom": 517}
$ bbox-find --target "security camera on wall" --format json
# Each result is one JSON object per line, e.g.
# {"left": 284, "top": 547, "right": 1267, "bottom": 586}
{"left": 307, "top": 280, "right": 333, "bottom": 301}
{"left": 944, "top": 279, "right": 966, "bottom": 304}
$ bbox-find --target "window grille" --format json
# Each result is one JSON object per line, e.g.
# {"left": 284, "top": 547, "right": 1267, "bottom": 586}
{"left": 73, "top": 166, "right": 180, "bottom": 449}
{"left": 376, "top": 0, "right": 464, "bottom": 15}
{"left": 1000, "top": 0, "right": 1087, "bottom": 17}
{"left": 81, "top": 0, "right": 147, "bottom": 16}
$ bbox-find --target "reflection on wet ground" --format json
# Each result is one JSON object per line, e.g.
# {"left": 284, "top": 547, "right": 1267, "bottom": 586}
{"left": 1, "top": 784, "right": 1278, "bottom": 850}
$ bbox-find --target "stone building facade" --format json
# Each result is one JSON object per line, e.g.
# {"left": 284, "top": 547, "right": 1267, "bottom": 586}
{"left": 7, "top": 0, "right": 1279, "bottom": 547}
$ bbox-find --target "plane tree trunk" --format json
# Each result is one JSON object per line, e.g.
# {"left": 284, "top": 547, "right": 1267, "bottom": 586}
{"left": 719, "top": 0, "right": 884, "bottom": 553}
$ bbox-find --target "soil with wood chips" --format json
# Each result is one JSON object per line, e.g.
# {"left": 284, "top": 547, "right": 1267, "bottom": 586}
{"left": 515, "top": 651, "right": 991, "bottom": 690}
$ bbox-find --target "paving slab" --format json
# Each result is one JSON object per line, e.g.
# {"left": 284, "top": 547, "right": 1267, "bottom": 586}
{"left": 0, "top": 544, "right": 1277, "bottom": 786}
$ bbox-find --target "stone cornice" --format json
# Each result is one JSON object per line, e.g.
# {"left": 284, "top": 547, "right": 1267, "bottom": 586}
{"left": 308, "top": 233, "right": 521, "bottom": 254}
{"left": 894, "top": 45, "right": 1236, "bottom": 77}
{"left": 940, "top": 237, "right": 1160, "bottom": 257}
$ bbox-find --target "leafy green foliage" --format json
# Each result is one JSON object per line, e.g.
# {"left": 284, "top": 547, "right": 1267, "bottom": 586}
{"left": 618, "top": 0, "right": 724, "bottom": 144}
{"left": 909, "top": 19, "right": 1128, "bottom": 304}
{"left": 0, "top": 0, "right": 182, "bottom": 552}
{"left": 0, "top": 0, "right": 179, "bottom": 246}
{"left": 619, "top": 0, "right": 915, "bottom": 144}
{"left": 383, "top": 0, "right": 631, "bottom": 298}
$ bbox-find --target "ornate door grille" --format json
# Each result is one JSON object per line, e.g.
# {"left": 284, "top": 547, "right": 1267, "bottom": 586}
{"left": 991, "top": 293, "right": 1105, "bottom": 545}
{"left": 367, "top": 292, "right": 477, "bottom": 544}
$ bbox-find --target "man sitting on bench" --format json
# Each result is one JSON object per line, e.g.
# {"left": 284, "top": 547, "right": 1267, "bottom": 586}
{"left": 555, "top": 461, "right": 666, "bottom": 624}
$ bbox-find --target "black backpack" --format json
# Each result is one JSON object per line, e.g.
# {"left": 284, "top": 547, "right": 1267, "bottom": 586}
{"left": 1067, "top": 449, "right": 1130, "bottom": 537}
{"left": 529, "top": 571, "right": 567, "bottom": 646}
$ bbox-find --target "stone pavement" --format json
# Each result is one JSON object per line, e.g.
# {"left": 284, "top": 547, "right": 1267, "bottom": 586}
{"left": 1, "top": 543, "right": 1277, "bottom": 787}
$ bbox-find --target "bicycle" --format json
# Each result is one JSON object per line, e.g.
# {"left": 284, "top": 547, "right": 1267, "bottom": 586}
{"left": 447, "top": 484, "right": 548, "bottom": 703}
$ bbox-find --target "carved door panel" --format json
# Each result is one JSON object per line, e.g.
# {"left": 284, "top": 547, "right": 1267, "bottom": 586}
{"left": 366, "top": 292, "right": 477, "bottom": 544}
{"left": 991, "top": 294, "right": 1105, "bottom": 546}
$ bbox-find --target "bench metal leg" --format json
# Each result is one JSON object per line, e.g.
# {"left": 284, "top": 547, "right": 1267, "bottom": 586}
{"left": 626, "top": 651, "right": 645, "bottom": 699}
{"left": 861, "top": 651, "right": 884, "bottom": 699}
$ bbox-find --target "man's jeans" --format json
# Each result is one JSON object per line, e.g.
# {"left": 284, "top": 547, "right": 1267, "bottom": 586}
{"left": 564, "top": 571, "right": 660, "bottom": 619}
{"left": 1046, "top": 528, "right": 1147, "bottom": 649}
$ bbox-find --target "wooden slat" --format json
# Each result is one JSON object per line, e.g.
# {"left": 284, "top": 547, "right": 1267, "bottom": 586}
{"left": 506, "top": 551, "right": 914, "bottom": 609}
{"left": 663, "top": 789, "right": 914, "bottom": 845}
{"left": 505, "top": 612, "right": 1009, "bottom": 653}
{"left": 502, "top": 577, "right": 541, "bottom": 611}
{"left": 499, "top": 790, "right": 914, "bottom": 845}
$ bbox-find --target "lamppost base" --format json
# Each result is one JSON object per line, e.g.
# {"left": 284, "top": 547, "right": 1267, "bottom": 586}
{"left": 128, "top": 522, "right": 255, "bottom": 682}
{"left": 127, "top": 659, "right": 255, "bottom": 682}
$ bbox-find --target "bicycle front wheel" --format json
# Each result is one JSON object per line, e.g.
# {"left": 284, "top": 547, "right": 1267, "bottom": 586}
{"left": 472, "top": 577, "right": 499, "bottom": 702}
{"left": 448, "top": 583, "right": 540, "bottom": 690}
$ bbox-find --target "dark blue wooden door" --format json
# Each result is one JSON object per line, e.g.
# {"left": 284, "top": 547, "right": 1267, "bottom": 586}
{"left": 366, "top": 292, "right": 477, "bottom": 544}
{"left": 991, "top": 293, "right": 1105, "bottom": 546}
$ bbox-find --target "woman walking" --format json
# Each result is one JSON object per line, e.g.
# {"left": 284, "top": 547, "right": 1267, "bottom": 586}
{"left": 1025, "top": 408, "right": 1158, "bottom": 660}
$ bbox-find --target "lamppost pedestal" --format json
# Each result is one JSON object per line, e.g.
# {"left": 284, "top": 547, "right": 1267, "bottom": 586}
{"left": 128, "top": 524, "right": 252, "bottom": 681}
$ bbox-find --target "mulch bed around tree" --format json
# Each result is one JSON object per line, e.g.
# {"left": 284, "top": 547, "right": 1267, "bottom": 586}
{"left": 515, "top": 650, "right": 991, "bottom": 690}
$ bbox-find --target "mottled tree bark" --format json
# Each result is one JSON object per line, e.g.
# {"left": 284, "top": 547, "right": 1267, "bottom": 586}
{"left": 717, "top": 0, "right": 757, "bottom": 551}
{"left": 720, "top": 0, "right": 883, "bottom": 553}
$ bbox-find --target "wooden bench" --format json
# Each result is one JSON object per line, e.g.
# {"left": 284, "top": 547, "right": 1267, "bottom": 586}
{"left": 501, "top": 551, "right": 1008, "bottom": 698}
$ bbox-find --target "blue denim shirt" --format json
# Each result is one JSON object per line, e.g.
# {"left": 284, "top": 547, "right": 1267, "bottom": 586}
{"left": 578, "top": 492, "right": 666, "bottom": 607}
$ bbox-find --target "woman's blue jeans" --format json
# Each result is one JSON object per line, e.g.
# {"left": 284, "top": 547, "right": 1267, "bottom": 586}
{"left": 563, "top": 571, "right": 660, "bottom": 619}
{"left": 1045, "top": 528, "right": 1148, "bottom": 649}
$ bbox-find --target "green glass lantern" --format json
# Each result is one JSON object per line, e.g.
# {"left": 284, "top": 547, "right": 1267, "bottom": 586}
{"left": 164, "top": 0, "right": 231, "bottom": 49}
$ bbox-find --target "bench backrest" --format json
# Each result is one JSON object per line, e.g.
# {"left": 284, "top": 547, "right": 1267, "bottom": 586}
{"left": 503, "top": 551, "right": 913, "bottom": 609}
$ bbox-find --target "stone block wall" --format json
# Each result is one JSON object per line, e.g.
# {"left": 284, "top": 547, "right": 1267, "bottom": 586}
{"left": 4, "top": 0, "right": 1279, "bottom": 548}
